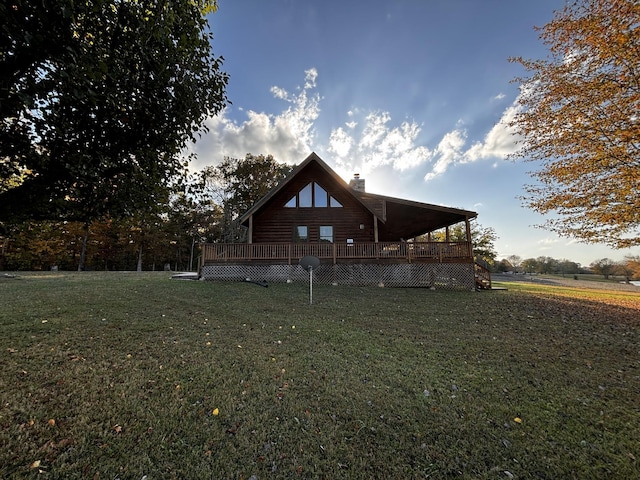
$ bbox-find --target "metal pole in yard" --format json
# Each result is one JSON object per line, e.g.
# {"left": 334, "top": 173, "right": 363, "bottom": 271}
{"left": 309, "top": 266, "right": 313, "bottom": 305}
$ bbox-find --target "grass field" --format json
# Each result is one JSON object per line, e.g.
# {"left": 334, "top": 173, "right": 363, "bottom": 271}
{"left": 1, "top": 272, "right": 638, "bottom": 479}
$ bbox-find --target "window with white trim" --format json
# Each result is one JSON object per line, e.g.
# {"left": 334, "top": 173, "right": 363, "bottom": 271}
{"left": 294, "top": 225, "right": 308, "bottom": 242}
{"left": 319, "top": 226, "right": 333, "bottom": 243}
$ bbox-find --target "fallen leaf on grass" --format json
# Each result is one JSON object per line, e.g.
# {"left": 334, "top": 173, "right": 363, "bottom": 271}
{"left": 48, "top": 419, "right": 56, "bottom": 426}
{"left": 29, "top": 460, "right": 41, "bottom": 469}
{"left": 212, "top": 408, "right": 219, "bottom": 416}
{"left": 113, "top": 424, "right": 123, "bottom": 433}
{"left": 514, "top": 417, "right": 522, "bottom": 424}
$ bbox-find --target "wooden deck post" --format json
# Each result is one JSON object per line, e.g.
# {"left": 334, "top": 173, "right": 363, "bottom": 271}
{"left": 373, "top": 215, "right": 379, "bottom": 243}
{"left": 374, "top": 215, "right": 379, "bottom": 259}
{"left": 465, "top": 217, "right": 473, "bottom": 257}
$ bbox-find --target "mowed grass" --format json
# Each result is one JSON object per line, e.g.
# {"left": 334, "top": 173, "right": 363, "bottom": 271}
{"left": 1, "top": 273, "right": 638, "bottom": 479}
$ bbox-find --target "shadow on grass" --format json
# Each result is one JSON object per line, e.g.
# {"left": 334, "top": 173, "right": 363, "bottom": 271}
{"left": 0, "top": 274, "right": 638, "bottom": 478}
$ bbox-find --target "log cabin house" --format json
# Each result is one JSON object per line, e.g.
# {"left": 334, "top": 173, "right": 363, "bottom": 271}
{"left": 200, "top": 152, "right": 491, "bottom": 289}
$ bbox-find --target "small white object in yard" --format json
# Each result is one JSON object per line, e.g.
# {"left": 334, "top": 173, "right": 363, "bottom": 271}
{"left": 423, "top": 389, "right": 430, "bottom": 397}
{"left": 504, "top": 471, "right": 514, "bottom": 479}
{"left": 171, "top": 272, "right": 199, "bottom": 280}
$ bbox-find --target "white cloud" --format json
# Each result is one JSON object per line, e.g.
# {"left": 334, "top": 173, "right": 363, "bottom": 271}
{"left": 464, "top": 103, "right": 521, "bottom": 161}
{"left": 187, "top": 68, "right": 321, "bottom": 170}
{"left": 424, "top": 129, "right": 466, "bottom": 181}
{"left": 538, "top": 237, "right": 560, "bottom": 245}
{"left": 328, "top": 110, "right": 432, "bottom": 177}
{"left": 328, "top": 127, "right": 353, "bottom": 158}
{"left": 533, "top": 237, "right": 562, "bottom": 253}
{"left": 421, "top": 98, "right": 523, "bottom": 181}
{"left": 186, "top": 69, "right": 525, "bottom": 186}
{"left": 270, "top": 86, "right": 288, "bottom": 100}
{"left": 303, "top": 68, "right": 318, "bottom": 89}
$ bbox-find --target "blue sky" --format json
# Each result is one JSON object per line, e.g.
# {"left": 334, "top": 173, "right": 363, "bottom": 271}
{"left": 190, "top": 0, "right": 638, "bottom": 267}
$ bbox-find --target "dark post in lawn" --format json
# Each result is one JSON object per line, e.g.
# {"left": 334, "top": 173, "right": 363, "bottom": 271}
{"left": 299, "top": 255, "right": 320, "bottom": 305}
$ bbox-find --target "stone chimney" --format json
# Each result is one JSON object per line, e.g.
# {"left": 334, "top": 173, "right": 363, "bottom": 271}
{"left": 349, "top": 173, "right": 365, "bottom": 192}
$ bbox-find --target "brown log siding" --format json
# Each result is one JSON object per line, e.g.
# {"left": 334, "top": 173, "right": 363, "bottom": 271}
{"left": 251, "top": 162, "right": 376, "bottom": 244}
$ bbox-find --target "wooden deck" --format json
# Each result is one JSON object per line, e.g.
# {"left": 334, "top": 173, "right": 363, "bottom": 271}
{"left": 200, "top": 241, "right": 474, "bottom": 267}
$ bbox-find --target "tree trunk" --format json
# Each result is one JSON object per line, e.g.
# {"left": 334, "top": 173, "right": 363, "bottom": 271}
{"left": 137, "top": 244, "right": 143, "bottom": 272}
{"left": 78, "top": 224, "right": 89, "bottom": 271}
{"left": 189, "top": 236, "right": 195, "bottom": 271}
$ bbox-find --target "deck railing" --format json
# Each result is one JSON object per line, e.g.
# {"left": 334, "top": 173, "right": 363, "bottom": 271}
{"left": 201, "top": 241, "right": 473, "bottom": 266}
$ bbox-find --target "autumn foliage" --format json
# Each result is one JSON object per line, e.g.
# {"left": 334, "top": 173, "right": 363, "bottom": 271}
{"left": 510, "top": 0, "right": 640, "bottom": 248}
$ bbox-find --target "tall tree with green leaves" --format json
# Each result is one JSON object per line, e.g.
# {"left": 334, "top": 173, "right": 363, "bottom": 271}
{"left": 509, "top": 0, "right": 640, "bottom": 249}
{"left": 0, "top": 0, "right": 228, "bottom": 227}
{"left": 424, "top": 221, "right": 498, "bottom": 266}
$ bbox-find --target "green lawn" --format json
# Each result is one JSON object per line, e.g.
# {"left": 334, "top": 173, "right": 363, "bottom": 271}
{"left": 1, "top": 272, "right": 638, "bottom": 479}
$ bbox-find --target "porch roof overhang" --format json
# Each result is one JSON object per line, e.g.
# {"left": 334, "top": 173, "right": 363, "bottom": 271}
{"left": 354, "top": 191, "right": 477, "bottom": 241}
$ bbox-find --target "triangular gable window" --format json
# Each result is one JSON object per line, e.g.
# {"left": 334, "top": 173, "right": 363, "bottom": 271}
{"left": 285, "top": 182, "right": 343, "bottom": 208}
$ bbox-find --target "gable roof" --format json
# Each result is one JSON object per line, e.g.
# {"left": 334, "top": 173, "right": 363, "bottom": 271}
{"left": 238, "top": 152, "right": 477, "bottom": 238}
{"left": 238, "top": 152, "right": 379, "bottom": 225}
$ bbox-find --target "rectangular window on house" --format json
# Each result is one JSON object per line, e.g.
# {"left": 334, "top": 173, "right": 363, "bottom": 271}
{"left": 319, "top": 225, "right": 333, "bottom": 243}
{"left": 294, "top": 225, "right": 308, "bottom": 242}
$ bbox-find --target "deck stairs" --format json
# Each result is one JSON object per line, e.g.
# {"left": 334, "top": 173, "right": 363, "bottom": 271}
{"left": 474, "top": 258, "right": 492, "bottom": 290}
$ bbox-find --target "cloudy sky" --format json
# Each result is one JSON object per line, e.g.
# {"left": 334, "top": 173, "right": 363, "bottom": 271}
{"left": 192, "top": 0, "right": 637, "bottom": 266}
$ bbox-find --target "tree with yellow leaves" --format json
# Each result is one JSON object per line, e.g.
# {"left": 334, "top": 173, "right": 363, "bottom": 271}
{"left": 510, "top": 0, "right": 640, "bottom": 248}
